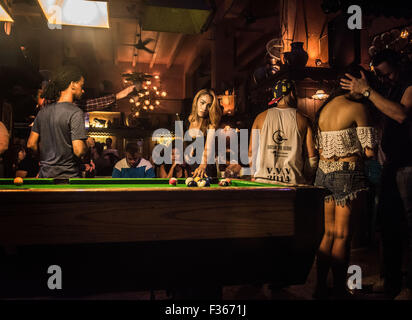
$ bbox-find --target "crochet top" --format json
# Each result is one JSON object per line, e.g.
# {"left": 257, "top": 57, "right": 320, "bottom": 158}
{"left": 316, "top": 127, "right": 377, "bottom": 159}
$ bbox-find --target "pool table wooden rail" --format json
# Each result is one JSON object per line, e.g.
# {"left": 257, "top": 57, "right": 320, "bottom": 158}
{"left": 0, "top": 187, "right": 322, "bottom": 247}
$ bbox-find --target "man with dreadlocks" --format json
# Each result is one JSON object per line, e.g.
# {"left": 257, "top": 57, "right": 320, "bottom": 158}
{"left": 27, "top": 65, "right": 89, "bottom": 178}
{"left": 249, "top": 78, "right": 317, "bottom": 185}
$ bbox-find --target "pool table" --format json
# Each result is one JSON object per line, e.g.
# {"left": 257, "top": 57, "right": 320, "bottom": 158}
{"left": 0, "top": 178, "right": 325, "bottom": 296}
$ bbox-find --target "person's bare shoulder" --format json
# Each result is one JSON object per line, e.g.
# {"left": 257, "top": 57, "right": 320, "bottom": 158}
{"left": 253, "top": 109, "right": 268, "bottom": 129}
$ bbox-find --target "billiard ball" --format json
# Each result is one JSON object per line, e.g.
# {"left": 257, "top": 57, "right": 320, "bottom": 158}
{"left": 194, "top": 176, "right": 201, "bottom": 183}
{"left": 205, "top": 177, "right": 212, "bottom": 186}
{"left": 14, "top": 177, "right": 23, "bottom": 186}
{"left": 225, "top": 178, "right": 232, "bottom": 185}
{"left": 169, "top": 177, "right": 177, "bottom": 186}
{"left": 197, "top": 179, "right": 207, "bottom": 187}
{"left": 187, "top": 180, "right": 198, "bottom": 187}
{"left": 185, "top": 177, "right": 194, "bottom": 185}
{"left": 219, "top": 180, "right": 229, "bottom": 187}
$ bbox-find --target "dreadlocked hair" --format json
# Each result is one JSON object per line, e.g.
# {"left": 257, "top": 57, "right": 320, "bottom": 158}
{"left": 41, "top": 65, "right": 83, "bottom": 101}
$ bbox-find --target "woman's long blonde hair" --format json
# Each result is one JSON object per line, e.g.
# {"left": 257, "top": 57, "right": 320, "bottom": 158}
{"left": 188, "top": 89, "right": 222, "bottom": 134}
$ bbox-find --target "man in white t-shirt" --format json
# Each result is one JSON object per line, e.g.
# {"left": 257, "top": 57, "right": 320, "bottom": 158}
{"left": 249, "top": 79, "right": 318, "bottom": 185}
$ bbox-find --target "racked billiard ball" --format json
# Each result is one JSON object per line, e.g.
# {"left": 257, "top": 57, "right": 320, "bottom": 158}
{"left": 225, "top": 178, "right": 232, "bottom": 185}
{"left": 194, "top": 176, "right": 201, "bottom": 183}
{"left": 205, "top": 177, "right": 212, "bottom": 186}
{"left": 185, "top": 177, "right": 194, "bottom": 185}
{"left": 169, "top": 177, "right": 177, "bottom": 186}
{"left": 187, "top": 180, "right": 198, "bottom": 187}
{"left": 197, "top": 179, "right": 207, "bottom": 187}
{"left": 14, "top": 177, "right": 23, "bottom": 186}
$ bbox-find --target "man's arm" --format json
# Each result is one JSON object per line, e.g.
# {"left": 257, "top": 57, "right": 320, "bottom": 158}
{"left": 0, "top": 121, "right": 9, "bottom": 155}
{"left": 341, "top": 72, "right": 412, "bottom": 124}
{"left": 368, "top": 86, "right": 412, "bottom": 124}
{"left": 299, "top": 115, "right": 318, "bottom": 183}
{"left": 76, "top": 86, "right": 135, "bottom": 112}
{"left": 72, "top": 140, "right": 87, "bottom": 158}
{"left": 248, "top": 111, "right": 266, "bottom": 176}
{"left": 27, "top": 131, "right": 40, "bottom": 154}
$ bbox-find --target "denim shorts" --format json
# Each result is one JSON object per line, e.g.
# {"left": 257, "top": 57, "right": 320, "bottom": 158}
{"left": 314, "top": 160, "right": 369, "bottom": 207}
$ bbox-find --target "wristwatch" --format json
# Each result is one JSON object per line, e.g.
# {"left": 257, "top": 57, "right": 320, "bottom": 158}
{"left": 362, "top": 87, "right": 371, "bottom": 98}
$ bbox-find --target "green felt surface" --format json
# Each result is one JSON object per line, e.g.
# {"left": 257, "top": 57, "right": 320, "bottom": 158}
{"left": 0, "top": 178, "right": 287, "bottom": 189}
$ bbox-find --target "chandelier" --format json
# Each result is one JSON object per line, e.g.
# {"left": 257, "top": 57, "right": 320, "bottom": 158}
{"left": 121, "top": 72, "right": 167, "bottom": 117}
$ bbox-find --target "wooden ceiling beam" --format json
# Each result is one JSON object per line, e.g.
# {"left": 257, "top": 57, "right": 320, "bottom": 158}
{"left": 149, "top": 32, "right": 161, "bottom": 68}
{"left": 166, "top": 33, "right": 184, "bottom": 69}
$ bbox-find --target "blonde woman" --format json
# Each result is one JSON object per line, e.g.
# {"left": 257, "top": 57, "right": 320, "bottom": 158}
{"left": 186, "top": 89, "right": 222, "bottom": 178}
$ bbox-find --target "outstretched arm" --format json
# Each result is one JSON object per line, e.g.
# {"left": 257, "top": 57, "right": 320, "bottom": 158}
{"left": 340, "top": 71, "right": 412, "bottom": 124}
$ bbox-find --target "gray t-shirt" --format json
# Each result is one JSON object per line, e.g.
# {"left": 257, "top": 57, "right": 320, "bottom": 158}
{"left": 32, "top": 102, "right": 87, "bottom": 178}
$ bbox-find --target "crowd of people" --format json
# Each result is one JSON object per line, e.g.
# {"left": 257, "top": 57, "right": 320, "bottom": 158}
{"left": 0, "top": 48, "right": 410, "bottom": 299}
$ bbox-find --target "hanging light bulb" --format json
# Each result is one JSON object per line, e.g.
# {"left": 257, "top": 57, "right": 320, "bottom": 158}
{"left": 143, "top": 85, "right": 148, "bottom": 90}
{"left": 152, "top": 86, "right": 158, "bottom": 91}
{"left": 146, "top": 80, "right": 151, "bottom": 85}
{"left": 155, "top": 100, "right": 160, "bottom": 105}
{"left": 129, "top": 98, "right": 134, "bottom": 103}
{"left": 145, "top": 100, "right": 150, "bottom": 105}
{"left": 145, "top": 91, "right": 150, "bottom": 95}
{"left": 143, "top": 105, "right": 148, "bottom": 110}
{"left": 161, "top": 91, "right": 167, "bottom": 97}
{"left": 135, "top": 111, "right": 140, "bottom": 117}
{"left": 156, "top": 91, "right": 160, "bottom": 95}
{"left": 138, "top": 93, "right": 144, "bottom": 97}
{"left": 135, "top": 102, "right": 140, "bottom": 106}
{"left": 154, "top": 75, "right": 160, "bottom": 79}
{"left": 149, "top": 105, "right": 154, "bottom": 110}
{"left": 124, "top": 79, "right": 128, "bottom": 84}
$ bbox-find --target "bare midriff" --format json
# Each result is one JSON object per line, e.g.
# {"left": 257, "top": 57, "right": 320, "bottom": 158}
{"left": 318, "top": 149, "right": 361, "bottom": 163}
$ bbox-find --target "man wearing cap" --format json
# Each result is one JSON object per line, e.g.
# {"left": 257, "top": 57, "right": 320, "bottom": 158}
{"left": 249, "top": 79, "right": 318, "bottom": 185}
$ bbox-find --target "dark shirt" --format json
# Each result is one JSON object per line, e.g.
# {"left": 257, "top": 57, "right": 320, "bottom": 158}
{"left": 17, "top": 156, "right": 39, "bottom": 177}
{"left": 32, "top": 102, "right": 87, "bottom": 178}
{"left": 381, "top": 82, "right": 412, "bottom": 168}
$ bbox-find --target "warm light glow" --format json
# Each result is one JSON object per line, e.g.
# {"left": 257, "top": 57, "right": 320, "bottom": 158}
{"left": 0, "top": 4, "right": 14, "bottom": 22}
{"left": 149, "top": 105, "right": 154, "bottom": 110}
{"left": 154, "top": 75, "right": 160, "bottom": 79}
{"left": 135, "top": 111, "right": 140, "bottom": 117}
{"left": 135, "top": 102, "right": 140, "bottom": 106}
{"left": 144, "top": 100, "right": 150, "bottom": 105}
{"left": 143, "top": 86, "right": 148, "bottom": 90}
{"left": 400, "top": 29, "right": 409, "bottom": 39}
{"left": 123, "top": 79, "right": 128, "bottom": 83}
{"left": 312, "top": 90, "right": 329, "bottom": 100}
{"left": 138, "top": 93, "right": 144, "bottom": 97}
{"left": 143, "top": 106, "right": 148, "bottom": 110}
{"left": 155, "top": 100, "right": 160, "bottom": 105}
{"left": 156, "top": 91, "right": 160, "bottom": 95}
{"left": 152, "top": 86, "right": 158, "bottom": 91}
{"left": 145, "top": 91, "right": 150, "bottom": 95}
{"left": 224, "top": 125, "right": 231, "bottom": 131}
{"left": 146, "top": 81, "right": 151, "bottom": 85}
{"left": 37, "top": 0, "right": 109, "bottom": 28}
{"left": 129, "top": 98, "right": 134, "bottom": 103}
{"left": 161, "top": 91, "right": 167, "bottom": 97}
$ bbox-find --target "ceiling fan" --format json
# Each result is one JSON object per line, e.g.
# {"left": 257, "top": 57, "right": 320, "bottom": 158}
{"left": 124, "top": 23, "right": 155, "bottom": 54}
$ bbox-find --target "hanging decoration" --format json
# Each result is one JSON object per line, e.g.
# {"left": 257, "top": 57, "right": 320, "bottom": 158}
{"left": 121, "top": 72, "right": 167, "bottom": 117}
